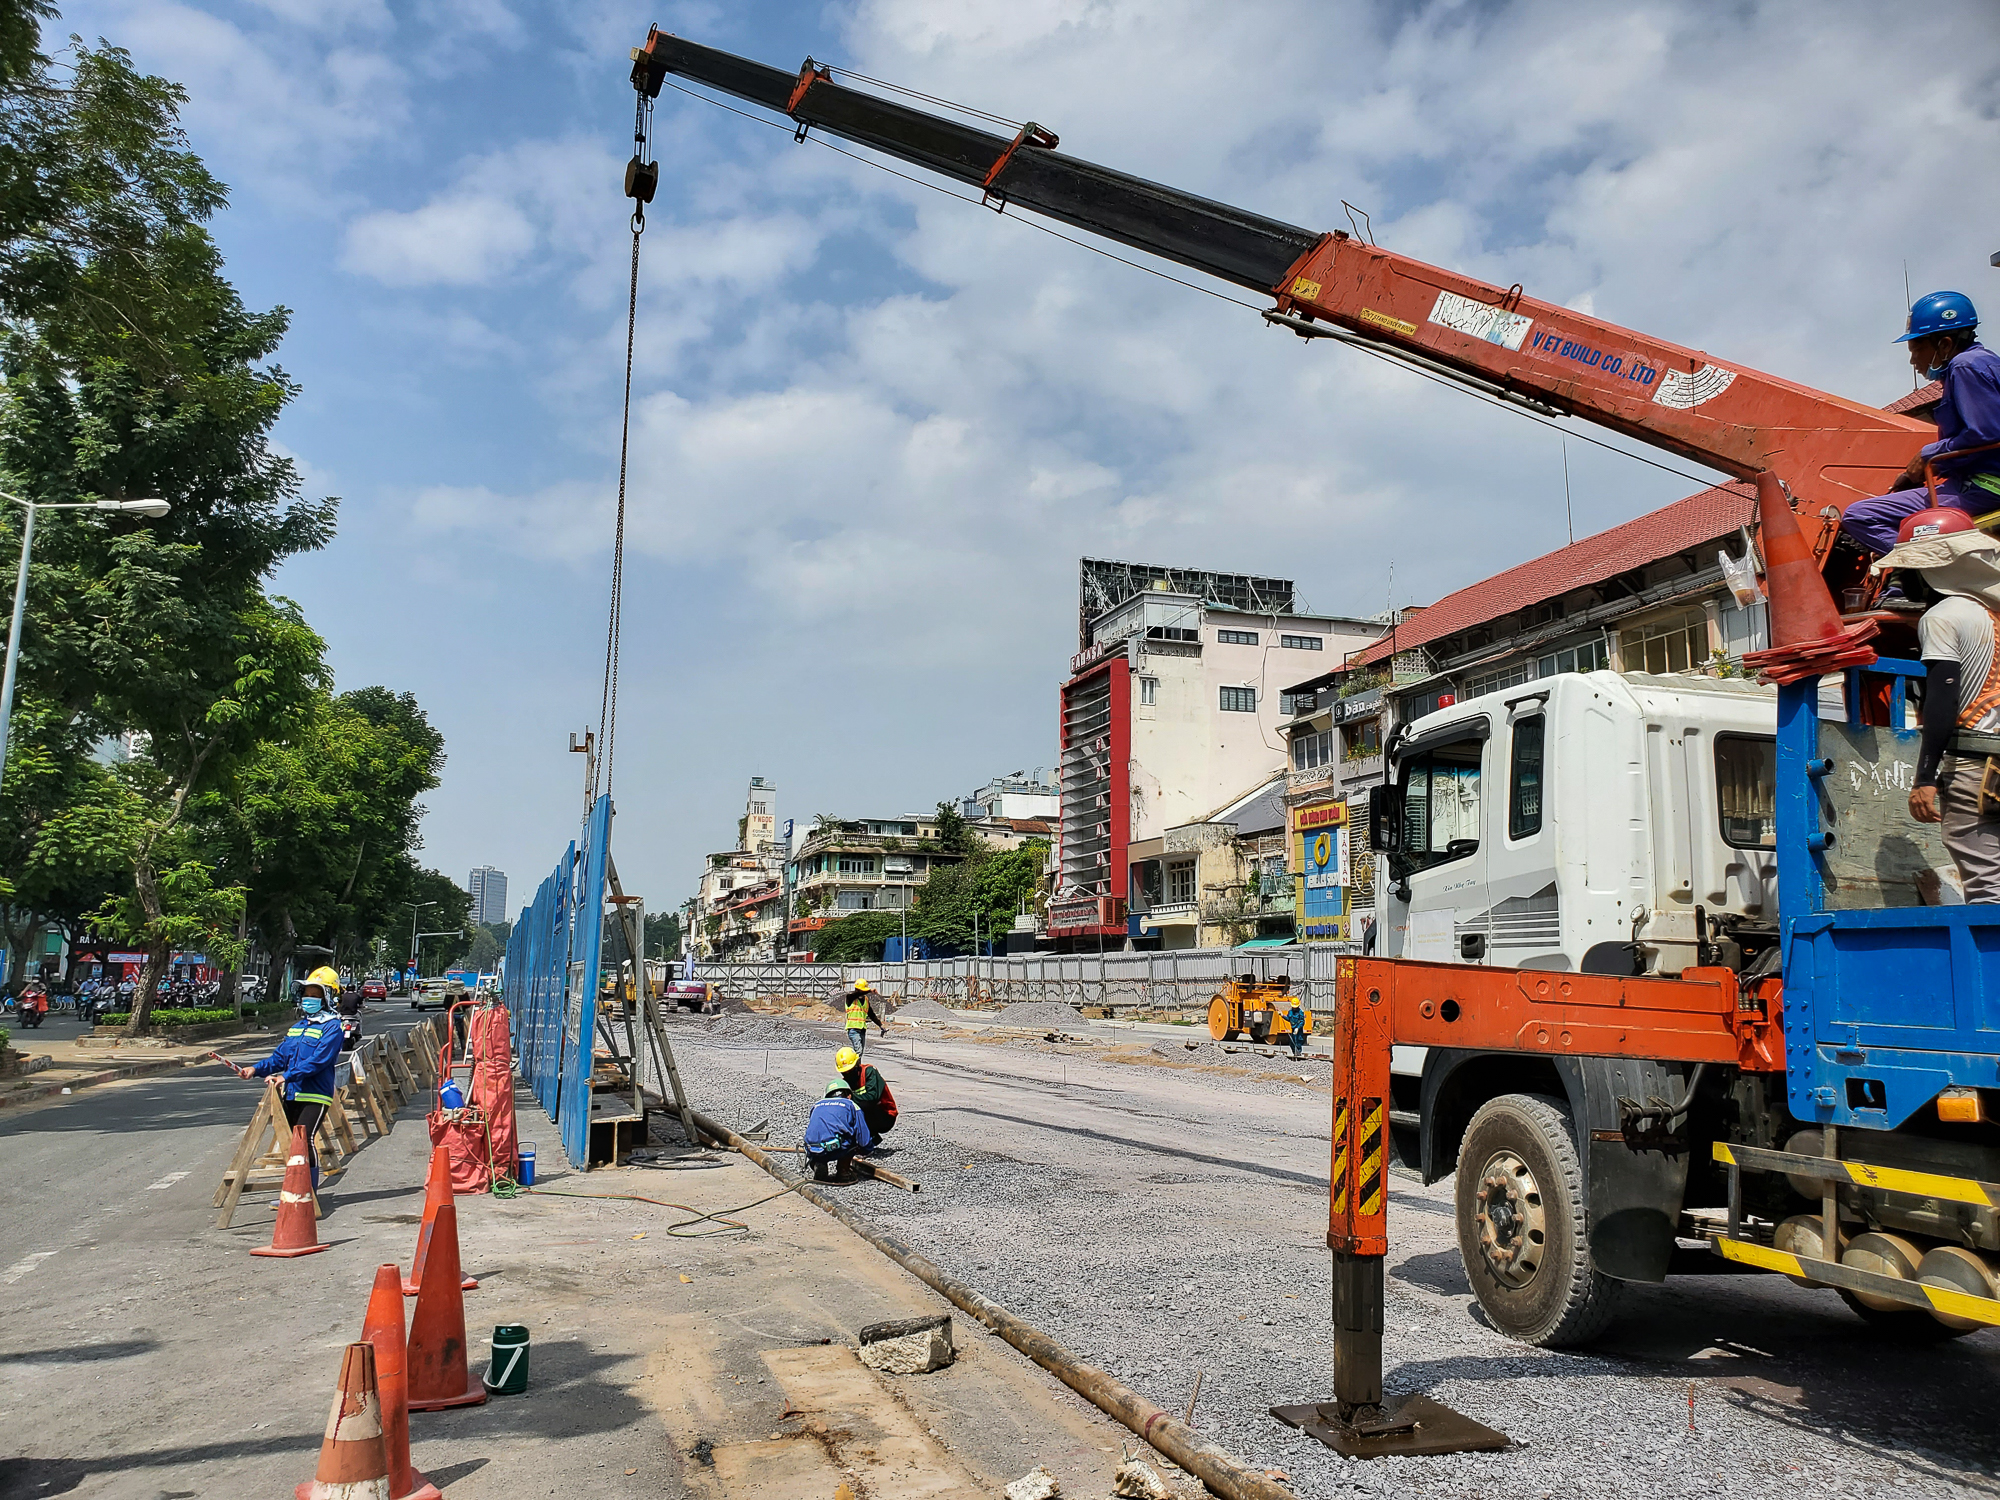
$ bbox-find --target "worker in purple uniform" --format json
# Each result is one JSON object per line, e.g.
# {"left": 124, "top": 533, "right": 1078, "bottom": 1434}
{"left": 1841, "top": 292, "right": 2000, "bottom": 564}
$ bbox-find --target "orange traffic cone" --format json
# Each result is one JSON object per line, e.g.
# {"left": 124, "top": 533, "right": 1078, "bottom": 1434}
{"left": 251, "top": 1124, "right": 330, "bottom": 1259}
{"left": 406, "top": 1203, "right": 488, "bottom": 1411}
{"left": 295, "top": 1341, "right": 392, "bottom": 1500}
{"left": 1741, "top": 470, "right": 1879, "bottom": 684}
{"left": 361, "top": 1264, "right": 442, "bottom": 1500}
{"left": 404, "top": 1146, "right": 477, "bottom": 1296}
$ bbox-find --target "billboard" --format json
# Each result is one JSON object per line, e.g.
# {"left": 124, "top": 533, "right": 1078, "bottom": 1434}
{"left": 1293, "top": 799, "right": 1350, "bottom": 943}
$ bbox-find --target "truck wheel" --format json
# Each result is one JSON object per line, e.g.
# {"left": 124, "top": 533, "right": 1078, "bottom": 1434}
{"left": 1455, "top": 1092, "right": 1620, "bottom": 1348}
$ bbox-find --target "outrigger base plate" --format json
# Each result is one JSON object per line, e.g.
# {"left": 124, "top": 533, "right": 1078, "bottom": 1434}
{"left": 1270, "top": 1396, "right": 1511, "bottom": 1459}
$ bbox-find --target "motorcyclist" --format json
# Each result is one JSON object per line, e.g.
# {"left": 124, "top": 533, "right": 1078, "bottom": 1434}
{"left": 16, "top": 980, "right": 48, "bottom": 1028}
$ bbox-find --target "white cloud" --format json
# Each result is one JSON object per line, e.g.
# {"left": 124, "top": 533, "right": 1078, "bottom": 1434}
{"left": 343, "top": 196, "right": 536, "bottom": 286}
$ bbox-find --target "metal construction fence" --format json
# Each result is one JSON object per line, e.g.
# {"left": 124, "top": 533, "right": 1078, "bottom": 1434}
{"left": 690, "top": 944, "right": 1355, "bottom": 1015}
{"left": 504, "top": 794, "right": 612, "bottom": 1170}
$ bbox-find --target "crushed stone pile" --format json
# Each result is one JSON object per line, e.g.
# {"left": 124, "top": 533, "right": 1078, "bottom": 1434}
{"left": 691, "top": 1013, "right": 830, "bottom": 1051}
{"left": 890, "top": 999, "right": 961, "bottom": 1023}
{"left": 992, "top": 1001, "right": 1086, "bottom": 1028}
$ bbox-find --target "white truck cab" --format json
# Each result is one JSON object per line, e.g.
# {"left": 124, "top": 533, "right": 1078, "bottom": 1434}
{"left": 1373, "top": 670, "right": 1782, "bottom": 978}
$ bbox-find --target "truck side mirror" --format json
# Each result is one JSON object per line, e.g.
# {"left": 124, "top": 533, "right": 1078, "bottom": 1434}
{"left": 1367, "top": 783, "right": 1400, "bottom": 852}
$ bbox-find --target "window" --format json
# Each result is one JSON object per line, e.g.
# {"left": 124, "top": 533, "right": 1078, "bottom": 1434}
{"left": 1716, "top": 735, "right": 1776, "bottom": 849}
{"left": 1341, "top": 720, "right": 1381, "bottom": 760}
{"left": 836, "top": 890, "right": 873, "bottom": 911}
{"left": 1139, "top": 676, "right": 1158, "bottom": 706}
{"left": 1280, "top": 689, "right": 1319, "bottom": 716}
{"left": 1219, "top": 686, "right": 1257, "bottom": 713}
{"left": 1291, "top": 728, "right": 1333, "bottom": 770}
{"left": 1535, "top": 639, "right": 1610, "bottom": 679}
{"left": 1464, "top": 661, "right": 1535, "bottom": 698}
{"left": 1217, "top": 629, "right": 1258, "bottom": 645}
{"left": 877, "top": 888, "right": 904, "bottom": 908}
{"left": 1167, "top": 859, "right": 1197, "bottom": 904}
{"left": 1626, "top": 609, "right": 1710, "bottom": 675}
{"left": 1280, "top": 634, "right": 1323, "bottom": 650}
{"left": 751, "top": 800, "right": 768, "bottom": 814}
{"left": 1397, "top": 733, "right": 1484, "bottom": 872}
{"left": 1509, "top": 715, "right": 1544, "bottom": 839}
{"left": 836, "top": 854, "right": 875, "bottom": 874}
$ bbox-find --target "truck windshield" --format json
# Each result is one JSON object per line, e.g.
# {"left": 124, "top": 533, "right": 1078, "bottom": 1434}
{"left": 1399, "top": 734, "right": 1484, "bottom": 872}
{"left": 1716, "top": 734, "right": 1777, "bottom": 848}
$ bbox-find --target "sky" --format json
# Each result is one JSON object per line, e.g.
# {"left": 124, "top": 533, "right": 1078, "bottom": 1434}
{"left": 56, "top": 0, "right": 2000, "bottom": 916}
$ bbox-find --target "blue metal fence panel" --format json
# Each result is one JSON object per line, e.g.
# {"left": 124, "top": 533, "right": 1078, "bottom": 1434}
{"left": 559, "top": 797, "right": 612, "bottom": 1169}
{"left": 535, "top": 847, "right": 573, "bottom": 1119}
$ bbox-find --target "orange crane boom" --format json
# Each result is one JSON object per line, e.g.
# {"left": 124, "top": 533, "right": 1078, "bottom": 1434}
{"left": 630, "top": 28, "right": 1931, "bottom": 515}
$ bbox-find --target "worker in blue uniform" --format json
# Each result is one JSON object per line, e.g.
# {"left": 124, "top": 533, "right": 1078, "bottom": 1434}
{"left": 1842, "top": 291, "right": 2000, "bottom": 562}
{"left": 231, "top": 966, "right": 347, "bottom": 1189}
{"left": 803, "top": 1078, "right": 874, "bottom": 1183}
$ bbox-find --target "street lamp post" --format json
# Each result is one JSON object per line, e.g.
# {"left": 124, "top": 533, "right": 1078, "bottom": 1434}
{"left": 403, "top": 901, "right": 438, "bottom": 985}
{"left": 0, "top": 492, "right": 170, "bottom": 784}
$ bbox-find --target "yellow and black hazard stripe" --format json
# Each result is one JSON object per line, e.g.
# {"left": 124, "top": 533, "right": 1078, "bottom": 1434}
{"left": 1331, "top": 1097, "right": 1350, "bottom": 1216}
{"left": 1714, "top": 1141, "right": 2000, "bottom": 1210}
{"left": 1357, "top": 1096, "right": 1384, "bottom": 1220}
{"left": 1715, "top": 1237, "right": 2000, "bottom": 1327}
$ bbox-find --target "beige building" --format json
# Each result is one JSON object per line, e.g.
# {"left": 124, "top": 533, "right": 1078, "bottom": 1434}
{"left": 1128, "top": 773, "right": 1293, "bottom": 950}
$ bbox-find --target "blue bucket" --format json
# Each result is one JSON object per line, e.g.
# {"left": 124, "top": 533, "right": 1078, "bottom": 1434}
{"left": 518, "top": 1145, "right": 535, "bottom": 1187}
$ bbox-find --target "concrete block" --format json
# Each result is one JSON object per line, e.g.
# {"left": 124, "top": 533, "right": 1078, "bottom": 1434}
{"left": 857, "top": 1316, "right": 954, "bottom": 1374}
{"left": 1003, "top": 1465, "right": 1061, "bottom": 1500}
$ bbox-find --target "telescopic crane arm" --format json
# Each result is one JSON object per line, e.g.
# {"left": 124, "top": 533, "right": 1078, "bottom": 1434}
{"left": 631, "top": 30, "right": 1930, "bottom": 515}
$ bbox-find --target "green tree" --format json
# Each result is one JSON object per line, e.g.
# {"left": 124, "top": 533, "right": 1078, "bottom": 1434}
{"left": 811, "top": 909, "right": 904, "bottom": 964}
{"left": 933, "top": 800, "right": 978, "bottom": 858}
{"left": 465, "top": 921, "right": 508, "bottom": 973}
{"left": 643, "top": 909, "right": 681, "bottom": 961}
{"left": 911, "top": 839, "right": 1047, "bottom": 955}
{"left": 399, "top": 866, "right": 472, "bottom": 975}
{"left": 0, "top": 23, "right": 336, "bottom": 1031}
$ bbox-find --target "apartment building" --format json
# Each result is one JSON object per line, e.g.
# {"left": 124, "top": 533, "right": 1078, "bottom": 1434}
{"left": 1050, "top": 558, "right": 1384, "bottom": 947}
{"left": 786, "top": 809, "right": 1047, "bottom": 957}
{"left": 691, "top": 776, "right": 786, "bottom": 961}
{"left": 1127, "top": 773, "right": 1294, "bottom": 949}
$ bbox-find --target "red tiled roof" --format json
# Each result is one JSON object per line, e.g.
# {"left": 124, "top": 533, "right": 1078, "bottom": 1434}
{"left": 1886, "top": 379, "right": 1943, "bottom": 416}
{"left": 1006, "top": 818, "right": 1054, "bottom": 834}
{"left": 1352, "top": 481, "right": 1756, "bottom": 667}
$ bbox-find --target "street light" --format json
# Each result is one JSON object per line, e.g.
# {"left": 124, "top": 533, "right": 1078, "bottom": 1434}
{"left": 403, "top": 901, "right": 438, "bottom": 977}
{"left": 0, "top": 491, "right": 171, "bottom": 783}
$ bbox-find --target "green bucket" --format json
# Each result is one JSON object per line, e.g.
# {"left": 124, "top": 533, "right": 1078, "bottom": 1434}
{"left": 483, "top": 1324, "right": 530, "bottom": 1396}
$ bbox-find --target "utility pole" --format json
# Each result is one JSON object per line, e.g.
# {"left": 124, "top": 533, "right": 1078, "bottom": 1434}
{"left": 776, "top": 818, "right": 794, "bottom": 965}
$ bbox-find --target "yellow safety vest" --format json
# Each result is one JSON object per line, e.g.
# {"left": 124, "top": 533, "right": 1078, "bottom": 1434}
{"left": 846, "top": 997, "right": 869, "bottom": 1029}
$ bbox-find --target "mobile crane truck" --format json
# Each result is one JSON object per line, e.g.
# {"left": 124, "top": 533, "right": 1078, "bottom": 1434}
{"left": 624, "top": 29, "right": 2000, "bottom": 1460}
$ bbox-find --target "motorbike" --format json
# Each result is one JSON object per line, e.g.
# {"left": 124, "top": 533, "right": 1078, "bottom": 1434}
{"left": 17, "top": 987, "right": 48, "bottom": 1028}
{"left": 80, "top": 991, "right": 119, "bottom": 1027}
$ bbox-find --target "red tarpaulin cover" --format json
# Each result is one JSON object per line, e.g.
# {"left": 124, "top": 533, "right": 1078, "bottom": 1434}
{"left": 425, "top": 1002, "right": 521, "bottom": 1192}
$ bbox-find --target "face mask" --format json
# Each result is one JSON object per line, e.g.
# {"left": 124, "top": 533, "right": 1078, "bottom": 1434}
{"left": 301, "top": 994, "right": 324, "bottom": 1014}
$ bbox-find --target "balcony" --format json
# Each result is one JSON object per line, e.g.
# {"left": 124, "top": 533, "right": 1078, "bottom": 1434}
{"left": 1141, "top": 901, "right": 1198, "bottom": 928}
{"left": 1287, "top": 764, "right": 1336, "bottom": 795}
{"left": 1340, "top": 753, "right": 1384, "bottom": 784}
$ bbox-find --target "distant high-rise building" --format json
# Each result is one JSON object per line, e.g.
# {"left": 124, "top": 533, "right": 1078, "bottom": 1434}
{"left": 467, "top": 866, "right": 509, "bottom": 926}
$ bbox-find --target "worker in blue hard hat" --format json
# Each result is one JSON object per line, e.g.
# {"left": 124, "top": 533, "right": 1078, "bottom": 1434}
{"left": 1841, "top": 291, "right": 2000, "bottom": 569}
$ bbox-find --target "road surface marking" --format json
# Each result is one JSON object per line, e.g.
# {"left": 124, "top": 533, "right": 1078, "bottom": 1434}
{"left": 145, "top": 1171, "right": 189, "bottom": 1190}
{"left": 2, "top": 1251, "right": 56, "bottom": 1284}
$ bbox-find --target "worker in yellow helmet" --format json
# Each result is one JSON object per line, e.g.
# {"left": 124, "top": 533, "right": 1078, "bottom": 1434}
{"left": 843, "top": 979, "right": 886, "bottom": 1056}
{"left": 836, "top": 1045, "right": 898, "bottom": 1140}
{"left": 229, "top": 965, "right": 345, "bottom": 1189}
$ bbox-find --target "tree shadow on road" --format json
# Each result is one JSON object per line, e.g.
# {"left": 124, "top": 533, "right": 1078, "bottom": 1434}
{"left": 0, "top": 1337, "right": 159, "bottom": 1366}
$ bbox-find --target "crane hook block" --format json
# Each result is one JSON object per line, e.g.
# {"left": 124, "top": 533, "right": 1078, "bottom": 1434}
{"left": 624, "top": 157, "right": 659, "bottom": 204}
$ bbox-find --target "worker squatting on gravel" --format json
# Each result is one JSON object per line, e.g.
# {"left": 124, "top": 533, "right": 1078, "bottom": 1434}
{"left": 804, "top": 1079, "right": 875, "bottom": 1182}
{"left": 838, "top": 1045, "right": 899, "bottom": 1141}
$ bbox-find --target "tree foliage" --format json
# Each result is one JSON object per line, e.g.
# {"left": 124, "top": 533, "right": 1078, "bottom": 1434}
{"left": 910, "top": 839, "right": 1047, "bottom": 956}
{"left": 810, "top": 909, "right": 905, "bottom": 964}
{"left": 0, "top": 9, "right": 452, "bottom": 1032}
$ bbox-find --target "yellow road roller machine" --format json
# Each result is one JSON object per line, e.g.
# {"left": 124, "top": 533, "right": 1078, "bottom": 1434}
{"left": 1206, "top": 974, "right": 1311, "bottom": 1043}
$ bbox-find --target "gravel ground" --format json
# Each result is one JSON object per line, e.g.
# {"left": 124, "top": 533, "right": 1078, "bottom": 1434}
{"left": 669, "top": 1026, "right": 2000, "bottom": 1500}
{"left": 660, "top": 1012, "right": 837, "bottom": 1050}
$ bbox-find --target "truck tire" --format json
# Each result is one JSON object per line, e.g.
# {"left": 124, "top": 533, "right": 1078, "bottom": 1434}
{"left": 1455, "top": 1092, "right": 1620, "bottom": 1348}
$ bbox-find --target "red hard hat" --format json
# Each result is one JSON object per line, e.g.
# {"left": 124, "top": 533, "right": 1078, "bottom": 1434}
{"left": 1896, "top": 507, "right": 1976, "bottom": 545}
